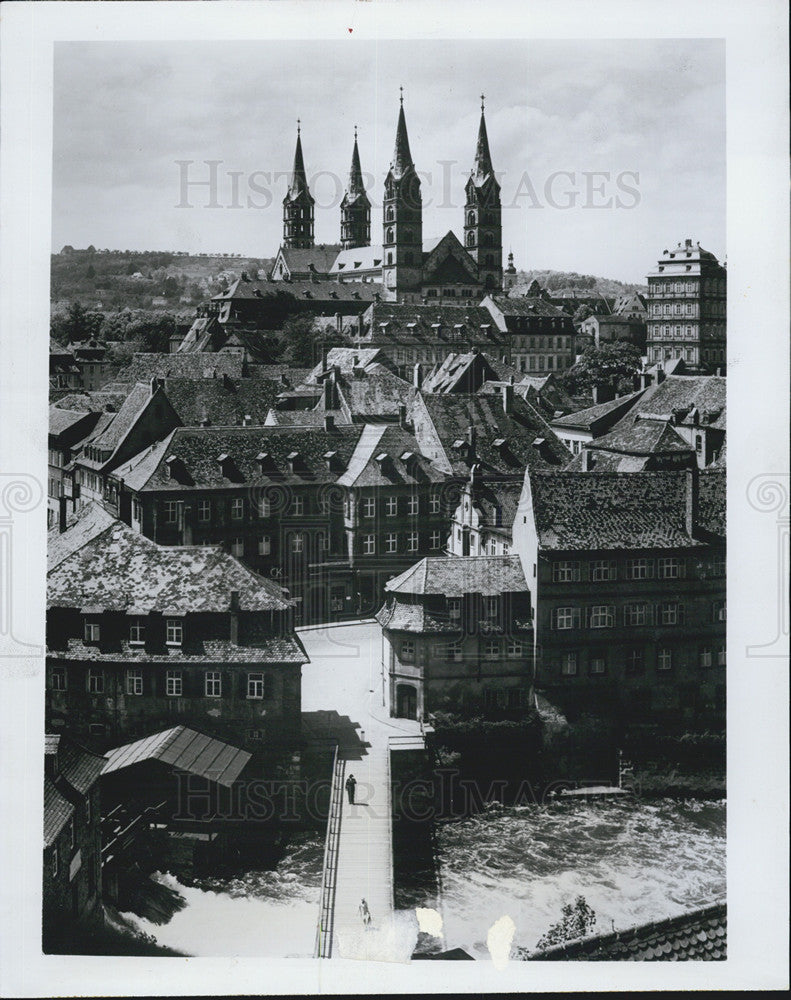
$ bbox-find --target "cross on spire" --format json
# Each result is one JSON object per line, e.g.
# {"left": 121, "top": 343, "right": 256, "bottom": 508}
{"left": 297, "top": 117, "right": 301, "bottom": 135}
{"left": 354, "top": 124, "right": 358, "bottom": 140}
{"left": 399, "top": 86, "right": 404, "bottom": 106}
{"left": 481, "top": 93, "right": 485, "bottom": 112}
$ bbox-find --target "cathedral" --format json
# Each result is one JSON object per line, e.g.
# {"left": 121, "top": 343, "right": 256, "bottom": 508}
{"left": 271, "top": 93, "right": 516, "bottom": 303}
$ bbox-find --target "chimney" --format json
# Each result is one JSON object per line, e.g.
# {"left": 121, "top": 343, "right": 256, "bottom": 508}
{"left": 58, "top": 494, "right": 68, "bottom": 534}
{"left": 592, "top": 385, "right": 600, "bottom": 405}
{"left": 324, "top": 414, "right": 335, "bottom": 432}
{"left": 466, "top": 424, "right": 477, "bottom": 460}
{"left": 398, "top": 404, "right": 408, "bottom": 429}
{"left": 413, "top": 363, "right": 423, "bottom": 389}
{"left": 150, "top": 376, "right": 162, "bottom": 395}
{"left": 335, "top": 312, "right": 342, "bottom": 334}
{"left": 685, "top": 464, "right": 699, "bottom": 538}
{"left": 242, "top": 414, "right": 252, "bottom": 427}
{"left": 502, "top": 383, "right": 514, "bottom": 414}
{"left": 656, "top": 364, "right": 666, "bottom": 384}
{"left": 581, "top": 448, "right": 594, "bottom": 472}
{"left": 323, "top": 372, "right": 335, "bottom": 409}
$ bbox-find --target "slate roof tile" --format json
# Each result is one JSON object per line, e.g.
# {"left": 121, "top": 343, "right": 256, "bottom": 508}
{"left": 385, "top": 555, "right": 527, "bottom": 596}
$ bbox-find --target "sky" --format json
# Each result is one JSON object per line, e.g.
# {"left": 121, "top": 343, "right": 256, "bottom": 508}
{"left": 52, "top": 38, "right": 725, "bottom": 283}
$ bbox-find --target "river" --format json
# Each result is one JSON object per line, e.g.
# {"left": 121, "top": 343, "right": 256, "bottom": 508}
{"left": 120, "top": 798, "right": 725, "bottom": 959}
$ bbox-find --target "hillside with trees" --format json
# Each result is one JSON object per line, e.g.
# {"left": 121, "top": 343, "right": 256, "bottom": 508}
{"left": 511, "top": 269, "right": 647, "bottom": 297}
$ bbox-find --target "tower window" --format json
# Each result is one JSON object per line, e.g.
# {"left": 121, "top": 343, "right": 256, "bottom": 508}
{"left": 386, "top": 227, "right": 394, "bottom": 243}
{"left": 467, "top": 211, "right": 475, "bottom": 225}
{"left": 466, "top": 233, "right": 475, "bottom": 247}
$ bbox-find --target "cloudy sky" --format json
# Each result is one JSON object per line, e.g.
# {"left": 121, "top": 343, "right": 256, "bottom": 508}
{"left": 52, "top": 38, "right": 724, "bottom": 282}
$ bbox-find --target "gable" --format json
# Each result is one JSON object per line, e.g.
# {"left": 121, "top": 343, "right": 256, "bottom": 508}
{"left": 422, "top": 231, "right": 479, "bottom": 284}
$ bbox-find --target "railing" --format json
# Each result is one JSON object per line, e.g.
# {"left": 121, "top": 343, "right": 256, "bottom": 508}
{"left": 314, "top": 745, "right": 344, "bottom": 959}
{"left": 101, "top": 799, "right": 168, "bottom": 865}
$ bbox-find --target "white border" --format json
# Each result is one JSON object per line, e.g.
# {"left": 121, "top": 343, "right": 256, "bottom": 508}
{"left": 1, "top": 1, "right": 788, "bottom": 994}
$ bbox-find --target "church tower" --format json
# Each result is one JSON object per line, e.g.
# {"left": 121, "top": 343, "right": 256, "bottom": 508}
{"left": 382, "top": 90, "right": 423, "bottom": 301}
{"left": 463, "top": 96, "right": 502, "bottom": 291}
{"left": 340, "top": 127, "right": 371, "bottom": 249}
{"left": 282, "top": 121, "right": 314, "bottom": 249}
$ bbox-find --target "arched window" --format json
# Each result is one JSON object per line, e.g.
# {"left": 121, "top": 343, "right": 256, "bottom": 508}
{"left": 386, "top": 206, "right": 394, "bottom": 222}
{"left": 386, "top": 227, "right": 394, "bottom": 244}
{"left": 466, "top": 233, "right": 475, "bottom": 247}
{"left": 483, "top": 233, "right": 494, "bottom": 247}
{"left": 467, "top": 211, "right": 475, "bottom": 226}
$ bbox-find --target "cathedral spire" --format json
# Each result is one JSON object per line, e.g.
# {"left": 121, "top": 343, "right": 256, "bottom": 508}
{"left": 282, "top": 120, "right": 314, "bottom": 249}
{"left": 472, "top": 96, "right": 494, "bottom": 184}
{"left": 346, "top": 127, "right": 366, "bottom": 200}
{"left": 286, "top": 120, "right": 312, "bottom": 201}
{"left": 340, "top": 127, "right": 371, "bottom": 249}
{"left": 391, "top": 89, "right": 414, "bottom": 179}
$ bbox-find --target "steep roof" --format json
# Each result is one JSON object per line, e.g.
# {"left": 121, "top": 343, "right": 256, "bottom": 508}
{"left": 421, "top": 231, "right": 479, "bottom": 284}
{"left": 550, "top": 390, "right": 646, "bottom": 433}
{"left": 471, "top": 480, "right": 523, "bottom": 533}
{"left": 362, "top": 302, "right": 505, "bottom": 351}
{"left": 470, "top": 106, "right": 495, "bottom": 186}
{"left": 484, "top": 294, "right": 572, "bottom": 321}
{"left": 103, "top": 727, "right": 251, "bottom": 788}
{"left": 385, "top": 555, "right": 527, "bottom": 597}
{"left": 417, "top": 392, "right": 569, "bottom": 475}
{"left": 390, "top": 99, "right": 415, "bottom": 179}
{"left": 113, "top": 353, "right": 244, "bottom": 383}
{"left": 329, "top": 246, "right": 384, "bottom": 275}
{"left": 48, "top": 406, "right": 96, "bottom": 440}
{"left": 590, "top": 418, "right": 694, "bottom": 458}
{"left": 112, "top": 423, "right": 364, "bottom": 492}
{"left": 527, "top": 469, "right": 725, "bottom": 550}
{"left": 304, "top": 347, "right": 392, "bottom": 382}
{"left": 341, "top": 133, "right": 369, "bottom": 206}
{"left": 526, "top": 902, "right": 726, "bottom": 961}
{"left": 275, "top": 245, "right": 342, "bottom": 275}
{"left": 47, "top": 506, "right": 294, "bottom": 613}
{"left": 336, "top": 424, "right": 444, "bottom": 488}
{"left": 44, "top": 734, "right": 105, "bottom": 846}
{"left": 632, "top": 376, "right": 726, "bottom": 427}
{"left": 422, "top": 350, "right": 520, "bottom": 395}
{"left": 159, "top": 377, "right": 283, "bottom": 427}
{"left": 284, "top": 129, "right": 313, "bottom": 204}
{"left": 48, "top": 501, "right": 118, "bottom": 572}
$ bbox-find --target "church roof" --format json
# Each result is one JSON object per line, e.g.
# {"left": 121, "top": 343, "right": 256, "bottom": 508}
{"left": 422, "top": 231, "right": 479, "bottom": 284}
{"left": 390, "top": 99, "right": 415, "bottom": 180}
{"left": 285, "top": 128, "right": 313, "bottom": 204}
{"left": 470, "top": 106, "right": 496, "bottom": 186}
{"left": 342, "top": 134, "right": 370, "bottom": 207}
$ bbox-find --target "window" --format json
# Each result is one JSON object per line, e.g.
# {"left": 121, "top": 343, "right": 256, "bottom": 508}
{"left": 590, "top": 606, "right": 615, "bottom": 628}
{"left": 554, "top": 607, "right": 579, "bottom": 630}
{"left": 626, "top": 558, "right": 653, "bottom": 579}
{"left": 84, "top": 620, "right": 100, "bottom": 643}
{"left": 429, "top": 494, "right": 440, "bottom": 514}
{"left": 198, "top": 499, "right": 211, "bottom": 522}
{"left": 362, "top": 498, "right": 375, "bottom": 518}
{"left": 589, "top": 657, "right": 606, "bottom": 675}
{"left": 485, "top": 596, "right": 499, "bottom": 620}
{"left": 291, "top": 533, "right": 304, "bottom": 554}
{"left": 407, "top": 496, "right": 419, "bottom": 516}
{"left": 385, "top": 532, "right": 398, "bottom": 553}
{"left": 660, "top": 602, "right": 684, "bottom": 625}
{"left": 717, "top": 645, "right": 726, "bottom": 666}
{"left": 132, "top": 499, "right": 143, "bottom": 522}
{"left": 626, "top": 649, "right": 644, "bottom": 674}
{"left": 205, "top": 671, "right": 222, "bottom": 697}
{"left": 590, "top": 560, "right": 614, "bottom": 582}
{"left": 561, "top": 653, "right": 578, "bottom": 676}
{"left": 126, "top": 669, "right": 143, "bottom": 696}
{"left": 700, "top": 648, "right": 713, "bottom": 668}
{"left": 506, "top": 639, "right": 522, "bottom": 657}
{"left": 448, "top": 597, "right": 461, "bottom": 620}
{"left": 51, "top": 666, "right": 67, "bottom": 691}
{"left": 257, "top": 497, "right": 271, "bottom": 518}
{"left": 254, "top": 534, "right": 271, "bottom": 557}
{"left": 400, "top": 641, "right": 415, "bottom": 663}
{"left": 231, "top": 536, "right": 244, "bottom": 557}
{"left": 166, "top": 670, "right": 182, "bottom": 696}
{"left": 658, "top": 557, "right": 681, "bottom": 579}
{"left": 657, "top": 649, "right": 673, "bottom": 671}
{"left": 385, "top": 496, "right": 397, "bottom": 517}
{"left": 87, "top": 669, "right": 104, "bottom": 694}
{"left": 552, "top": 561, "right": 580, "bottom": 583}
{"left": 247, "top": 673, "right": 266, "bottom": 699}
{"left": 407, "top": 531, "right": 418, "bottom": 553}
{"left": 166, "top": 618, "right": 183, "bottom": 646}
{"left": 712, "top": 600, "right": 726, "bottom": 622}
{"left": 484, "top": 639, "right": 500, "bottom": 660}
{"left": 624, "top": 603, "right": 647, "bottom": 626}
{"left": 164, "top": 500, "right": 179, "bottom": 524}
{"left": 292, "top": 496, "right": 304, "bottom": 516}
{"left": 230, "top": 498, "right": 244, "bottom": 520}
{"left": 362, "top": 534, "right": 375, "bottom": 555}
{"left": 711, "top": 553, "right": 726, "bottom": 577}
{"left": 129, "top": 618, "right": 145, "bottom": 645}
{"left": 430, "top": 530, "right": 442, "bottom": 550}
{"left": 445, "top": 642, "right": 462, "bottom": 662}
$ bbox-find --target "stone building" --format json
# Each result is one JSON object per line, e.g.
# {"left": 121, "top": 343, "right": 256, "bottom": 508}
{"left": 513, "top": 467, "right": 726, "bottom": 728}
{"left": 46, "top": 505, "right": 307, "bottom": 752}
{"left": 447, "top": 468, "right": 522, "bottom": 557}
{"left": 43, "top": 733, "right": 105, "bottom": 951}
{"left": 646, "top": 239, "right": 727, "bottom": 370}
{"left": 377, "top": 555, "right": 534, "bottom": 720}
{"left": 480, "top": 294, "right": 577, "bottom": 374}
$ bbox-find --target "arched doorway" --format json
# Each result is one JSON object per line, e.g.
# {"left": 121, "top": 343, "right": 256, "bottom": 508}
{"left": 396, "top": 684, "right": 418, "bottom": 720}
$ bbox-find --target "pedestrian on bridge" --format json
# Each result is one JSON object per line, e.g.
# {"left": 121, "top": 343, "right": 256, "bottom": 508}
{"left": 359, "top": 898, "right": 371, "bottom": 927}
{"left": 345, "top": 773, "right": 356, "bottom": 804}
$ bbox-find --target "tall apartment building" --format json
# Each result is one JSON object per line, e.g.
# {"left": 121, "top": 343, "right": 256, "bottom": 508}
{"left": 645, "top": 239, "right": 726, "bottom": 370}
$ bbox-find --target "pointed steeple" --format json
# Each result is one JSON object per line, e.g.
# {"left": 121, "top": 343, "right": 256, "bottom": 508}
{"left": 391, "top": 88, "right": 414, "bottom": 179}
{"left": 345, "top": 127, "right": 366, "bottom": 202}
{"left": 472, "top": 95, "right": 494, "bottom": 184}
{"left": 286, "top": 120, "right": 313, "bottom": 203}
{"left": 340, "top": 127, "right": 371, "bottom": 249}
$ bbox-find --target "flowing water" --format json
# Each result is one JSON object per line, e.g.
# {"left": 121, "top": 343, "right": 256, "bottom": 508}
{"left": 120, "top": 798, "right": 725, "bottom": 959}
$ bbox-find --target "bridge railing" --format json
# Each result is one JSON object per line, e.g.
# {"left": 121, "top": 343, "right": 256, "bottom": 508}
{"left": 314, "top": 744, "right": 344, "bottom": 959}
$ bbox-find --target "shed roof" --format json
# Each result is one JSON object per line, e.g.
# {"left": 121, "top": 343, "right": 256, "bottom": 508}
{"left": 103, "top": 726, "right": 251, "bottom": 788}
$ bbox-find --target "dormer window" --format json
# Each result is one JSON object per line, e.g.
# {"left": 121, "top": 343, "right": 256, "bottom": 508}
{"left": 84, "top": 619, "right": 100, "bottom": 643}
{"left": 256, "top": 451, "right": 272, "bottom": 475}
{"left": 217, "top": 453, "right": 235, "bottom": 478}
{"left": 287, "top": 451, "right": 301, "bottom": 474}
{"left": 493, "top": 438, "right": 507, "bottom": 448}
{"left": 166, "top": 618, "right": 183, "bottom": 647}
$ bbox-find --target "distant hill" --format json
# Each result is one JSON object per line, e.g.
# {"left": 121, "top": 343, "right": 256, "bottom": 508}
{"left": 512, "top": 269, "right": 647, "bottom": 297}
{"left": 51, "top": 247, "right": 274, "bottom": 315}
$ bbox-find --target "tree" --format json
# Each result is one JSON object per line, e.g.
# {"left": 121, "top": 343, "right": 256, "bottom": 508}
{"left": 86, "top": 264, "right": 95, "bottom": 279}
{"left": 573, "top": 304, "right": 593, "bottom": 324}
{"left": 281, "top": 313, "right": 321, "bottom": 367}
{"left": 535, "top": 896, "right": 597, "bottom": 951}
{"left": 51, "top": 301, "right": 104, "bottom": 344}
{"left": 560, "top": 341, "right": 642, "bottom": 396}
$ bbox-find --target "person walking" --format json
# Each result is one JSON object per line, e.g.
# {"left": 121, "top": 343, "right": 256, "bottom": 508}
{"left": 345, "top": 773, "right": 356, "bottom": 804}
{"left": 359, "top": 898, "right": 371, "bottom": 927}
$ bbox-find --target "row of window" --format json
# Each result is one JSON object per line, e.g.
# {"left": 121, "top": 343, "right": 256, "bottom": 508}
{"left": 416, "top": 638, "right": 523, "bottom": 661}
{"left": 455, "top": 530, "right": 509, "bottom": 555}
{"left": 652, "top": 302, "right": 698, "bottom": 317}
{"left": 551, "top": 600, "right": 725, "bottom": 629}
{"left": 512, "top": 336, "right": 571, "bottom": 350}
{"left": 359, "top": 495, "right": 439, "bottom": 517}
{"left": 559, "top": 645, "right": 726, "bottom": 676}
{"left": 649, "top": 324, "right": 698, "bottom": 340}
{"left": 360, "top": 530, "right": 443, "bottom": 554}
{"left": 52, "top": 666, "right": 273, "bottom": 699}
{"left": 514, "top": 354, "right": 569, "bottom": 373}
{"left": 551, "top": 556, "right": 724, "bottom": 583}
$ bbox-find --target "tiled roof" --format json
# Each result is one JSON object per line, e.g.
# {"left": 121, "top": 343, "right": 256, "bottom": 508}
{"left": 48, "top": 406, "right": 94, "bottom": 439}
{"left": 361, "top": 303, "right": 505, "bottom": 350}
{"left": 88, "top": 383, "right": 154, "bottom": 454}
{"left": 304, "top": 347, "right": 393, "bottom": 382}
{"left": 528, "top": 469, "right": 724, "bottom": 549}
{"left": 112, "top": 423, "right": 364, "bottom": 492}
{"left": 472, "top": 480, "right": 523, "bottom": 532}
{"left": 43, "top": 778, "right": 75, "bottom": 847}
{"left": 634, "top": 376, "right": 726, "bottom": 427}
{"left": 265, "top": 408, "right": 345, "bottom": 427}
{"left": 113, "top": 353, "right": 244, "bottom": 383}
{"left": 526, "top": 902, "right": 726, "bottom": 961}
{"left": 336, "top": 424, "right": 444, "bottom": 488}
{"left": 216, "top": 275, "right": 380, "bottom": 304}
{"left": 160, "top": 377, "right": 283, "bottom": 427}
{"left": 385, "top": 555, "right": 527, "bottom": 597}
{"left": 590, "top": 419, "right": 694, "bottom": 457}
{"left": 550, "top": 390, "right": 645, "bottom": 432}
{"left": 422, "top": 231, "right": 480, "bottom": 284}
{"left": 48, "top": 501, "right": 118, "bottom": 572}
{"left": 52, "top": 390, "right": 132, "bottom": 412}
{"left": 277, "top": 244, "right": 342, "bottom": 274}
{"left": 48, "top": 636, "right": 307, "bottom": 665}
{"left": 103, "top": 727, "right": 251, "bottom": 788}
{"left": 47, "top": 507, "right": 294, "bottom": 613}
{"left": 417, "top": 392, "right": 570, "bottom": 475}
{"left": 329, "top": 246, "right": 384, "bottom": 275}
{"left": 337, "top": 371, "right": 417, "bottom": 421}
{"left": 485, "top": 294, "right": 572, "bottom": 320}
{"left": 44, "top": 733, "right": 105, "bottom": 846}
{"left": 421, "top": 350, "right": 521, "bottom": 395}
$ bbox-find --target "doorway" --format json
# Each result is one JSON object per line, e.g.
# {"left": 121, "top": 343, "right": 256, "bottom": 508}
{"left": 396, "top": 683, "right": 417, "bottom": 720}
